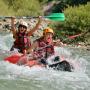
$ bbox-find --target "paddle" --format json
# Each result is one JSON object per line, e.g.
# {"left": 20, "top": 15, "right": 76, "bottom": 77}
{"left": 44, "top": 13, "right": 65, "bottom": 21}
{"left": 0, "top": 13, "right": 65, "bottom": 21}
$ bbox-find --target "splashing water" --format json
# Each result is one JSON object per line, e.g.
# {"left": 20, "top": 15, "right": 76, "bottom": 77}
{"left": 0, "top": 34, "right": 13, "bottom": 50}
{"left": 0, "top": 34, "right": 90, "bottom": 90}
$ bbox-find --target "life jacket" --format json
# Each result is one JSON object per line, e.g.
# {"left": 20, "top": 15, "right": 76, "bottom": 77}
{"left": 13, "top": 32, "right": 31, "bottom": 53}
{"left": 34, "top": 37, "right": 54, "bottom": 59}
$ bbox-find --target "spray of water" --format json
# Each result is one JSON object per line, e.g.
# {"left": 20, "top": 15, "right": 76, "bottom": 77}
{"left": 54, "top": 46, "right": 87, "bottom": 72}
{"left": 0, "top": 34, "right": 89, "bottom": 83}
{"left": 0, "top": 34, "right": 13, "bottom": 50}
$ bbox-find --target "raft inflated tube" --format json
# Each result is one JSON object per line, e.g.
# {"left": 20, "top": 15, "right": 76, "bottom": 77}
{"left": 4, "top": 54, "right": 21, "bottom": 64}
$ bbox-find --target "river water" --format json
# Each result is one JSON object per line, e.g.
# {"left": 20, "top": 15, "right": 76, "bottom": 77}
{"left": 0, "top": 33, "right": 90, "bottom": 90}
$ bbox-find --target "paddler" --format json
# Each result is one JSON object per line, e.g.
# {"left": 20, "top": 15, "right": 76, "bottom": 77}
{"left": 10, "top": 16, "right": 42, "bottom": 54}
{"left": 27, "top": 28, "right": 73, "bottom": 72}
{"left": 27, "top": 27, "right": 63, "bottom": 65}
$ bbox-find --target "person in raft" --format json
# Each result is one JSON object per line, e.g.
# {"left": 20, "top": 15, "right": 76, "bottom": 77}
{"left": 10, "top": 17, "right": 42, "bottom": 54}
{"left": 26, "top": 27, "right": 63, "bottom": 65}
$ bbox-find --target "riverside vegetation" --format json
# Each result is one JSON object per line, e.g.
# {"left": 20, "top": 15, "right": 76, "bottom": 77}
{"left": 0, "top": 0, "right": 90, "bottom": 45}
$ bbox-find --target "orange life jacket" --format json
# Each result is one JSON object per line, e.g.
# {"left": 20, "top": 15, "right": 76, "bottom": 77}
{"left": 14, "top": 32, "right": 31, "bottom": 53}
{"left": 34, "top": 37, "right": 54, "bottom": 59}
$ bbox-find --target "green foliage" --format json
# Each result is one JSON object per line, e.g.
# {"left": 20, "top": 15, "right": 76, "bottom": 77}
{"left": 38, "top": 0, "right": 48, "bottom": 4}
{"left": 52, "top": 2, "right": 90, "bottom": 44}
{"left": 64, "top": 2, "right": 90, "bottom": 33}
{"left": 0, "top": 0, "right": 14, "bottom": 16}
{"left": 47, "top": 0, "right": 89, "bottom": 13}
{"left": 1, "top": 0, "right": 43, "bottom": 16}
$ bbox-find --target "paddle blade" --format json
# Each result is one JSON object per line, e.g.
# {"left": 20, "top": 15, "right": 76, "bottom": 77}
{"left": 45, "top": 13, "right": 65, "bottom": 21}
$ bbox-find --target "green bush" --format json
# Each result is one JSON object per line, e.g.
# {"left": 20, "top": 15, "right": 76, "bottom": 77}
{"left": 51, "top": 2, "right": 90, "bottom": 44}
{"left": 64, "top": 2, "right": 90, "bottom": 33}
{"left": 1, "top": 0, "right": 43, "bottom": 16}
{"left": 0, "top": 0, "right": 14, "bottom": 16}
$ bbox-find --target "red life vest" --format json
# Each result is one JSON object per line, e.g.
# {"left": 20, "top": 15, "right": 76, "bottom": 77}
{"left": 35, "top": 37, "right": 54, "bottom": 59}
{"left": 14, "top": 32, "right": 31, "bottom": 53}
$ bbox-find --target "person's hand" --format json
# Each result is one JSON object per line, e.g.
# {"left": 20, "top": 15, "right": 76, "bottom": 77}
{"left": 38, "top": 16, "right": 43, "bottom": 23}
{"left": 54, "top": 39, "right": 60, "bottom": 46}
{"left": 11, "top": 16, "right": 16, "bottom": 20}
{"left": 11, "top": 16, "right": 16, "bottom": 24}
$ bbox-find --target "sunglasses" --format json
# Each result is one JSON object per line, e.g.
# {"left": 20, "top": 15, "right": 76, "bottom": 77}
{"left": 18, "top": 25, "right": 27, "bottom": 29}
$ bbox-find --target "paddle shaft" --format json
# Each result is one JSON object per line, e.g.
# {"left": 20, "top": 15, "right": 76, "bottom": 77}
{"left": 0, "top": 16, "right": 43, "bottom": 19}
{"left": 0, "top": 13, "right": 65, "bottom": 21}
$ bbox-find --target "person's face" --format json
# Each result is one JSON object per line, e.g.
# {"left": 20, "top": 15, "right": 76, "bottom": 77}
{"left": 44, "top": 32, "right": 53, "bottom": 43}
{"left": 18, "top": 25, "right": 27, "bottom": 33}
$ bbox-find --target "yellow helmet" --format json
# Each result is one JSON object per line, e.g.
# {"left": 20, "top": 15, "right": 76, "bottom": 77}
{"left": 43, "top": 27, "right": 54, "bottom": 35}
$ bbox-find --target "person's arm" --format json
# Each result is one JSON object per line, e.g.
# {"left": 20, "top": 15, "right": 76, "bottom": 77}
{"left": 11, "top": 17, "right": 17, "bottom": 39}
{"left": 27, "top": 17, "right": 42, "bottom": 36}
